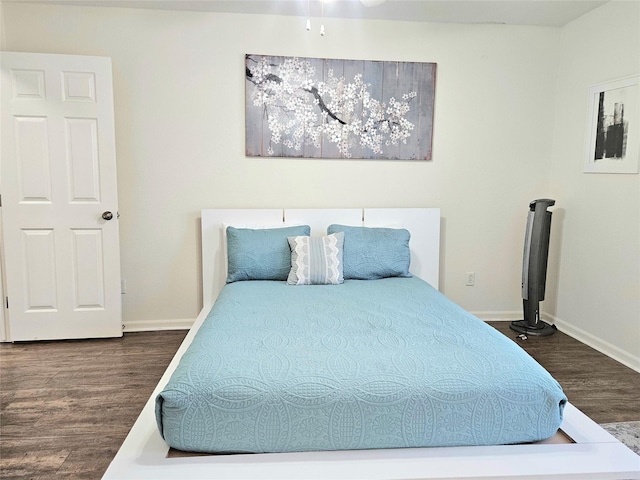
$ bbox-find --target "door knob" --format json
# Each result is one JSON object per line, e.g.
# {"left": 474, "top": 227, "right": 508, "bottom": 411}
{"left": 102, "top": 211, "right": 114, "bottom": 221}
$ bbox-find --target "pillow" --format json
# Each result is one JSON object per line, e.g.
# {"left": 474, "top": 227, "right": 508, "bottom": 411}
{"left": 287, "top": 232, "right": 344, "bottom": 285}
{"left": 327, "top": 224, "right": 411, "bottom": 280}
{"left": 226, "top": 225, "right": 310, "bottom": 283}
{"left": 222, "top": 222, "right": 301, "bottom": 276}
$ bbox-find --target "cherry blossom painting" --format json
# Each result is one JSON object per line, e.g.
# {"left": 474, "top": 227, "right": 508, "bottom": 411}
{"left": 245, "top": 54, "right": 436, "bottom": 160}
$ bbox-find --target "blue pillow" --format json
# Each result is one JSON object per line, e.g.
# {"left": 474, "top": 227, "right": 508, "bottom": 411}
{"left": 226, "top": 225, "right": 310, "bottom": 283}
{"left": 287, "top": 232, "right": 344, "bottom": 285}
{"left": 326, "top": 224, "right": 411, "bottom": 280}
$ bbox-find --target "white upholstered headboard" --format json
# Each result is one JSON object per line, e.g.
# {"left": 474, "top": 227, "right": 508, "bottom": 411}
{"left": 201, "top": 208, "right": 440, "bottom": 308}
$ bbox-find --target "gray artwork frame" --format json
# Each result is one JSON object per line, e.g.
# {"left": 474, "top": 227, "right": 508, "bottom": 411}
{"left": 584, "top": 75, "right": 639, "bottom": 174}
{"left": 245, "top": 54, "right": 436, "bottom": 160}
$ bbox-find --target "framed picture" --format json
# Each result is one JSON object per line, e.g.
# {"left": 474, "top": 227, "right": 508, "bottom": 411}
{"left": 245, "top": 54, "right": 436, "bottom": 160}
{"left": 584, "top": 75, "right": 639, "bottom": 174}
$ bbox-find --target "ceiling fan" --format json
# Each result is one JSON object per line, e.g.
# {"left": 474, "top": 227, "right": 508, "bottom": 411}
{"left": 309, "top": 0, "right": 388, "bottom": 35}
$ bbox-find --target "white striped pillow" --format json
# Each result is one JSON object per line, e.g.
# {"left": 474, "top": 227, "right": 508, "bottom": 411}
{"left": 287, "top": 232, "right": 344, "bottom": 285}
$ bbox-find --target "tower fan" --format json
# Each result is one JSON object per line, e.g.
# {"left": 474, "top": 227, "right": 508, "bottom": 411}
{"left": 510, "top": 199, "right": 557, "bottom": 337}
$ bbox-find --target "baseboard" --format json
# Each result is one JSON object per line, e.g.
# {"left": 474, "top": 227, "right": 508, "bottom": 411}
{"left": 471, "top": 311, "right": 521, "bottom": 322}
{"left": 122, "top": 318, "right": 194, "bottom": 332}
{"left": 475, "top": 310, "right": 640, "bottom": 374}
{"left": 543, "top": 313, "right": 640, "bottom": 374}
{"left": 125, "top": 313, "right": 518, "bottom": 331}
{"left": 122, "top": 312, "right": 640, "bottom": 373}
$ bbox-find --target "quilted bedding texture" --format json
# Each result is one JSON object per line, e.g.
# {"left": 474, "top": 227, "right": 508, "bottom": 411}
{"left": 156, "top": 277, "right": 567, "bottom": 453}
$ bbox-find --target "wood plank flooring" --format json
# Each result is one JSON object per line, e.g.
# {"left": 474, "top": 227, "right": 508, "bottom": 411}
{"left": 0, "top": 331, "right": 187, "bottom": 479}
{"left": 489, "top": 322, "right": 640, "bottom": 424}
{"left": 1, "top": 324, "right": 639, "bottom": 479}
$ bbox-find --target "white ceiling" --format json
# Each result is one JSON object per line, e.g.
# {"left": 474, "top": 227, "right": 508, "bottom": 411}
{"left": 8, "top": 0, "right": 610, "bottom": 27}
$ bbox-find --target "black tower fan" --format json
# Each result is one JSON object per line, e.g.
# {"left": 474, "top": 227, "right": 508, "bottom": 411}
{"left": 510, "top": 199, "right": 557, "bottom": 337}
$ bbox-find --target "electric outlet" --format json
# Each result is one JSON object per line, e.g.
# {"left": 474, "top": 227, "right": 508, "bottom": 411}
{"left": 465, "top": 272, "right": 475, "bottom": 286}
{"left": 120, "top": 278, "right": 127, "bottom": 294}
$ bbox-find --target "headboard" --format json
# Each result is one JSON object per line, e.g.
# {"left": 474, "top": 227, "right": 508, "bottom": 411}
{"left": 201, "top": 208, "right": 440, "bottom": 309}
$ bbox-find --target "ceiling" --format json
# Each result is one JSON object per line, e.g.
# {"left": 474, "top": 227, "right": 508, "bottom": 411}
{"left": 7, "top": 0, "right": 610, "bottom": 27}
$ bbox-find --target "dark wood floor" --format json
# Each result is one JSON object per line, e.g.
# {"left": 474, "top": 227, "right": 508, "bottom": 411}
{"left": 0, "top": 330, "right": 187, "bottom": 479}
{"left": 1, "top": 324, "right": 639, "bottom": 479}
{"left": 489, "top": 322, "right": 640, "bottom": 424}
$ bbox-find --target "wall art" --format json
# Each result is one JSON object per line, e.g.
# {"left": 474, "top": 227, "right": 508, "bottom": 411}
{"left": 584, "top": 75, "right": 639, "bottom": 174}
{"left": 245, "top": 54, "right": 436, "bottom": 160}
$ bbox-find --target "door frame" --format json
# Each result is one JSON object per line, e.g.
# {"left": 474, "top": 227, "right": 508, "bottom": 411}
{"left": 0, "top": 207, "right": 8, "bottom": 342}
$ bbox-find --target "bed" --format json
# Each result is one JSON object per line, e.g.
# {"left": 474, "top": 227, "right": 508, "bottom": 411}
{"left": 104, "top": 208, "right": 640, "bottom": 479}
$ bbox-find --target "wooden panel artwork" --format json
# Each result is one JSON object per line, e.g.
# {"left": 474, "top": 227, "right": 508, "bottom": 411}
{"left": 245, "top": 54, "right": 436, "bottom": 160}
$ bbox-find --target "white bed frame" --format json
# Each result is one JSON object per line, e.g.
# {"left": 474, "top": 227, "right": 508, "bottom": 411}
{"left": 104, "top": 208, "right": 639, "bottom": 480}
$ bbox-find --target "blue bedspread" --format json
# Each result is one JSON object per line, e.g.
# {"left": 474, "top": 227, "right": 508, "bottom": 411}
{"left": 156, "top": 277, "right": 566, "bottom": 453}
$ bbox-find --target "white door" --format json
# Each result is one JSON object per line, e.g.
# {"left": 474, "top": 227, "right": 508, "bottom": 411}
{"left": 0, "top": 52, "right": 122, "bottom": 341}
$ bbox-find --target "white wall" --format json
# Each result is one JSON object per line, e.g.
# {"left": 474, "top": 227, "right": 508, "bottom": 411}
{"left": 2, "top": 2, "right": 637, "bottom": 369}
{"left": 547, "top": 0, "right": 640, "bottom": 369}
{"left": 0, "top": 2, "right": 5, "bottom": 48}
{"left": 1, "top": 2, "right": 561, "bottom": 330}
